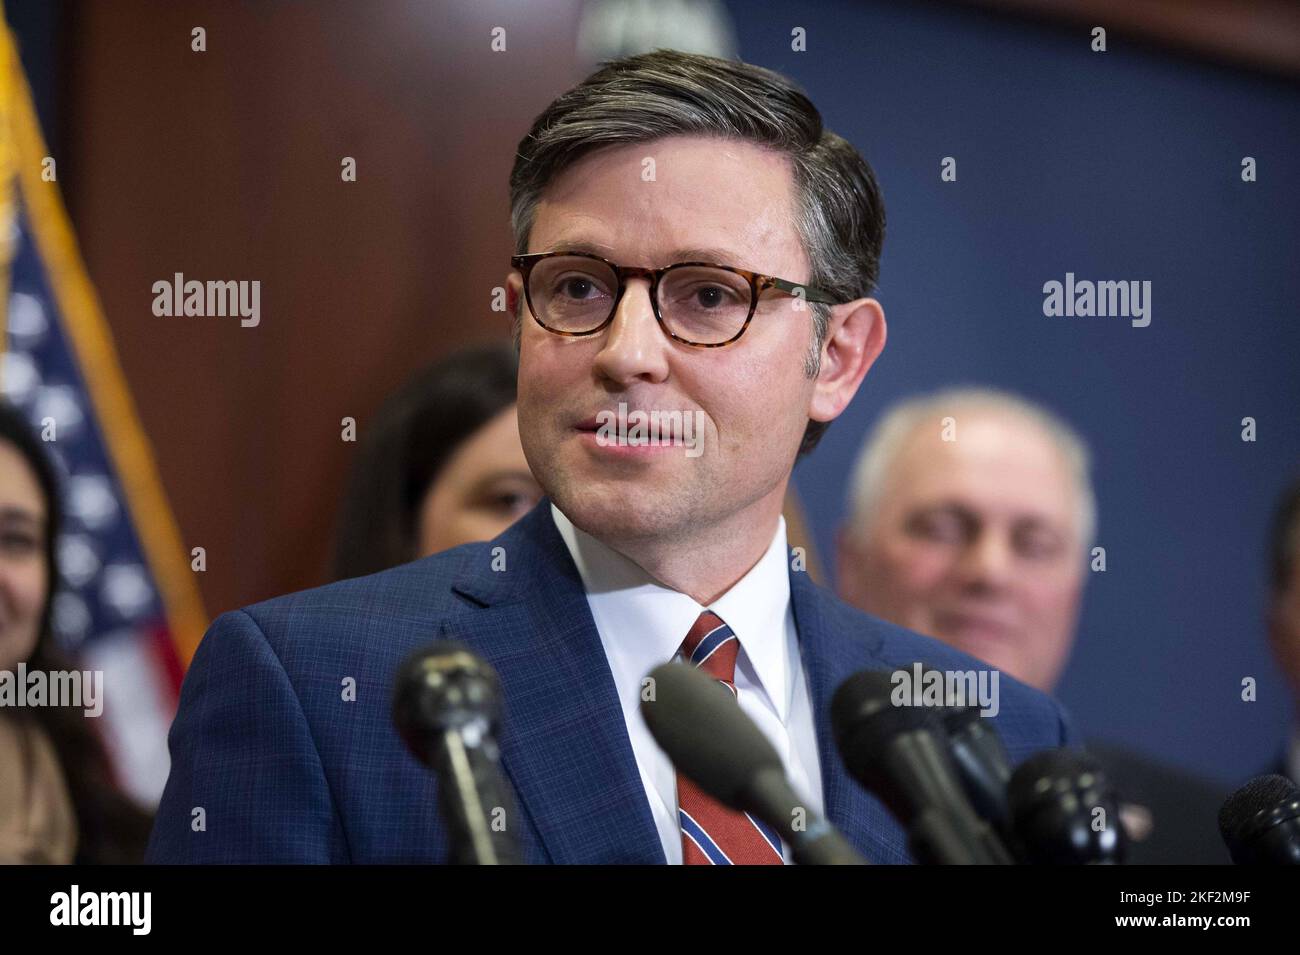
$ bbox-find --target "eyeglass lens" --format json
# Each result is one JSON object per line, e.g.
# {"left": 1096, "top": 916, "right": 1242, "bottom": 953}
{"left": 528, "top": 255, "right": 754, "bottom": 345}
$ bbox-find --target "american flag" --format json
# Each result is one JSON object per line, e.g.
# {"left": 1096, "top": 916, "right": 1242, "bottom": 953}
{"left": 0, "top": 19, "right": 207, "bottom": 806}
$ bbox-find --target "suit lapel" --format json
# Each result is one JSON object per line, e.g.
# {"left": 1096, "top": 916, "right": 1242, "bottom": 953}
{"left": 447, "top": 500, "right": 665, "bottom": 864}
{"left": 789, "top": 568, "right": 912, "bottom": 863}
{"left": 443, "top": 502, "right": 910, "bottom": 864}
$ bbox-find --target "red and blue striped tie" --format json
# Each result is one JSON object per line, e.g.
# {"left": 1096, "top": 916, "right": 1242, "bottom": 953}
{"left": 674, "top": 610, "right": 784, "bottom": 865}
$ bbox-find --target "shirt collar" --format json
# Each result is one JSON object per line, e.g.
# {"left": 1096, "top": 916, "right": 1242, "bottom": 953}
{"left": 549, "top": 502, "right": 792, "bottom": 721}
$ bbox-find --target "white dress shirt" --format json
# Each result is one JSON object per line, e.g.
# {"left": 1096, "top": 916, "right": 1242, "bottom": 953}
{"left": 550, "top": 502, "right": 824, "bottom": 863}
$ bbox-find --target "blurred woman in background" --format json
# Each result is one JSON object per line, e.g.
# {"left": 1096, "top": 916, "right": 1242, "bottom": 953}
{"left": 332, "top": 342, "right": 543, "bottom": 579}
{"left": 0, "top": 401, "right": 152, "bottom": 863}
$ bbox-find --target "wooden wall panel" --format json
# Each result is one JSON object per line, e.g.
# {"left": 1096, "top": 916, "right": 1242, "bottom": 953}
{"left": 61, "top": 0, "right": 583, "bottom": 618}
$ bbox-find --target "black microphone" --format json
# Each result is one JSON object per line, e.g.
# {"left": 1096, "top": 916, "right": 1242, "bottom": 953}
{"left": 1006, "top": 749, "right": 1125, "bottom": 864}
{"left": 1218, "top": 774, "right": 1300, "bottom": 865}
{"left": 641, "top": 661, "right": 867, "bottom": 865}
{"left": 392, "top": 641, "right": 521, "bottom": 865}
{"left": 900, "top": 662, "right": 1015, "bottom": 841}
{"left": 941, "top": 702, "right": 1014, "bottom": 838}
{"left": 831, "top": 669, "right": 1013, "bottom": 864}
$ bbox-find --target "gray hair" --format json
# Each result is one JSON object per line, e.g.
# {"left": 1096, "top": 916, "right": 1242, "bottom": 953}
{"left": 508, "top": 49, "right": 886, "bottom": 456}
{"left": 844, "top": 387, "right": 1097, "bottom": 550}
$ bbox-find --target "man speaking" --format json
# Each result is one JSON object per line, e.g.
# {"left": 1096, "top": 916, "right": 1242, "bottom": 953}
{"left": 148, "top": 50, "right": 1078, "bottom": 864}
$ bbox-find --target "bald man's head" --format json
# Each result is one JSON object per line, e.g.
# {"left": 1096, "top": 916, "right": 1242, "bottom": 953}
{"left": 837, "top": 389, "right": 1091, "bottom": 692}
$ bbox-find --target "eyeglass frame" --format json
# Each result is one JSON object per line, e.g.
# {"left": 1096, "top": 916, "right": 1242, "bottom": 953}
{"left": 510, "top": 250, "right": 847, "bottom": 348}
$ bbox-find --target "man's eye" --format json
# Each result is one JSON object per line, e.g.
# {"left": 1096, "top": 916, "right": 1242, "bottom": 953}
{"left": 1016, "top": 529, "right": 1064, "bottom": 560}
{"left": 555, "top": 274, "right": 607, "bottom": 300}
{"left": 696, "top": 287, "right": 720, "bottom": 308}
{"left": 694, "top": 285, "right": 735, "bottom": 308}
{"left": 908, "top": 512, "right": 966, "bottom": 543}
{"left": 677, "top": 282, "right": 743, "bottom": 309}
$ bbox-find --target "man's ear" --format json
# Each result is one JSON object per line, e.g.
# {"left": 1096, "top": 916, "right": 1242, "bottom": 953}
{"left": 808, "top": 298, "right": 886, "bottom": 424}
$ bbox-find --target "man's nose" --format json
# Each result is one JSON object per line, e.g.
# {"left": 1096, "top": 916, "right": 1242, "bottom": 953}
{"left": 591, "top": 278, "right": 670, "bottom": 386}
{"left": 956, "top": 528, "right": 1014, "bottom": 591}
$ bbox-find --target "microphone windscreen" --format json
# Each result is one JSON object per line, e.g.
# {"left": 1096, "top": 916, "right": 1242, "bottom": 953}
{"left": 392, "top": 641, "right": 502, "bottom": 762}
{"left": 1007, "top": 748, "right": 1107, "bottom": 806}
{"left": 830, "top": 669, "right": 944, "bottom": 781}
{"left": 1007, "top": 748, "right": 1124, "bottom": 864}
{"left": 1218, "top": 774, "right": 1300, "bottom": 843}
{"left": 941, "top": 700, "right": 982, "bottom": 735}
{"left": 641, "top": 661, "right": 781, "bottom": 807}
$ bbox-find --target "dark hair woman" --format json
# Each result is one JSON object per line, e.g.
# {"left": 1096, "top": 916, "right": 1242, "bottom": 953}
{"left": 332, "top": 342, "right": 542, "bottom": 580}
{"left": 0, "top": 400, "right": 153, "bottom": 863}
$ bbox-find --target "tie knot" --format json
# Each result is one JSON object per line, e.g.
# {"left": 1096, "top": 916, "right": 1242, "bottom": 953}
{"left": 679, "top": 610, "right": 739, "bottom": 683}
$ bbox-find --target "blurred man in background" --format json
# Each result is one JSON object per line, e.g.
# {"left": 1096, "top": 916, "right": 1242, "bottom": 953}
{"left": 1267, "top": 475, "right": 1300, "bottom": 784}
{"left": 837, "top": 387, "right": 1228, "bottom": 863}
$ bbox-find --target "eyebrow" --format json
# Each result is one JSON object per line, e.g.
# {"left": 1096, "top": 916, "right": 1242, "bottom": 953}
{"left": 542, "top": 240, "right": 746, "bottom": 268}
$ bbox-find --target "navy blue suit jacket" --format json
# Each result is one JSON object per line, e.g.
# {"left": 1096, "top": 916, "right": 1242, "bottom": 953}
{"left": 148, "top": 499, "right": 1080, "bottom": 863}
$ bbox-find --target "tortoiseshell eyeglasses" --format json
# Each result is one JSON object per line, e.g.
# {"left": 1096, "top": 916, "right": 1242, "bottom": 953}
{"left": 511, "top": 250, "right": 845, "bottom": 348}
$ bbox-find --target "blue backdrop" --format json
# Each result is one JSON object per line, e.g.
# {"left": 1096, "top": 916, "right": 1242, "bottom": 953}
{"left": 726, "top": 0, "right": 1300, "bottom": 786}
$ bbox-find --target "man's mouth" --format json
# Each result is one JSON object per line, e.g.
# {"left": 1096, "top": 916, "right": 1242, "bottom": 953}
{"left": 934, "top": 611, "right": 1018, "bottom": 641}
